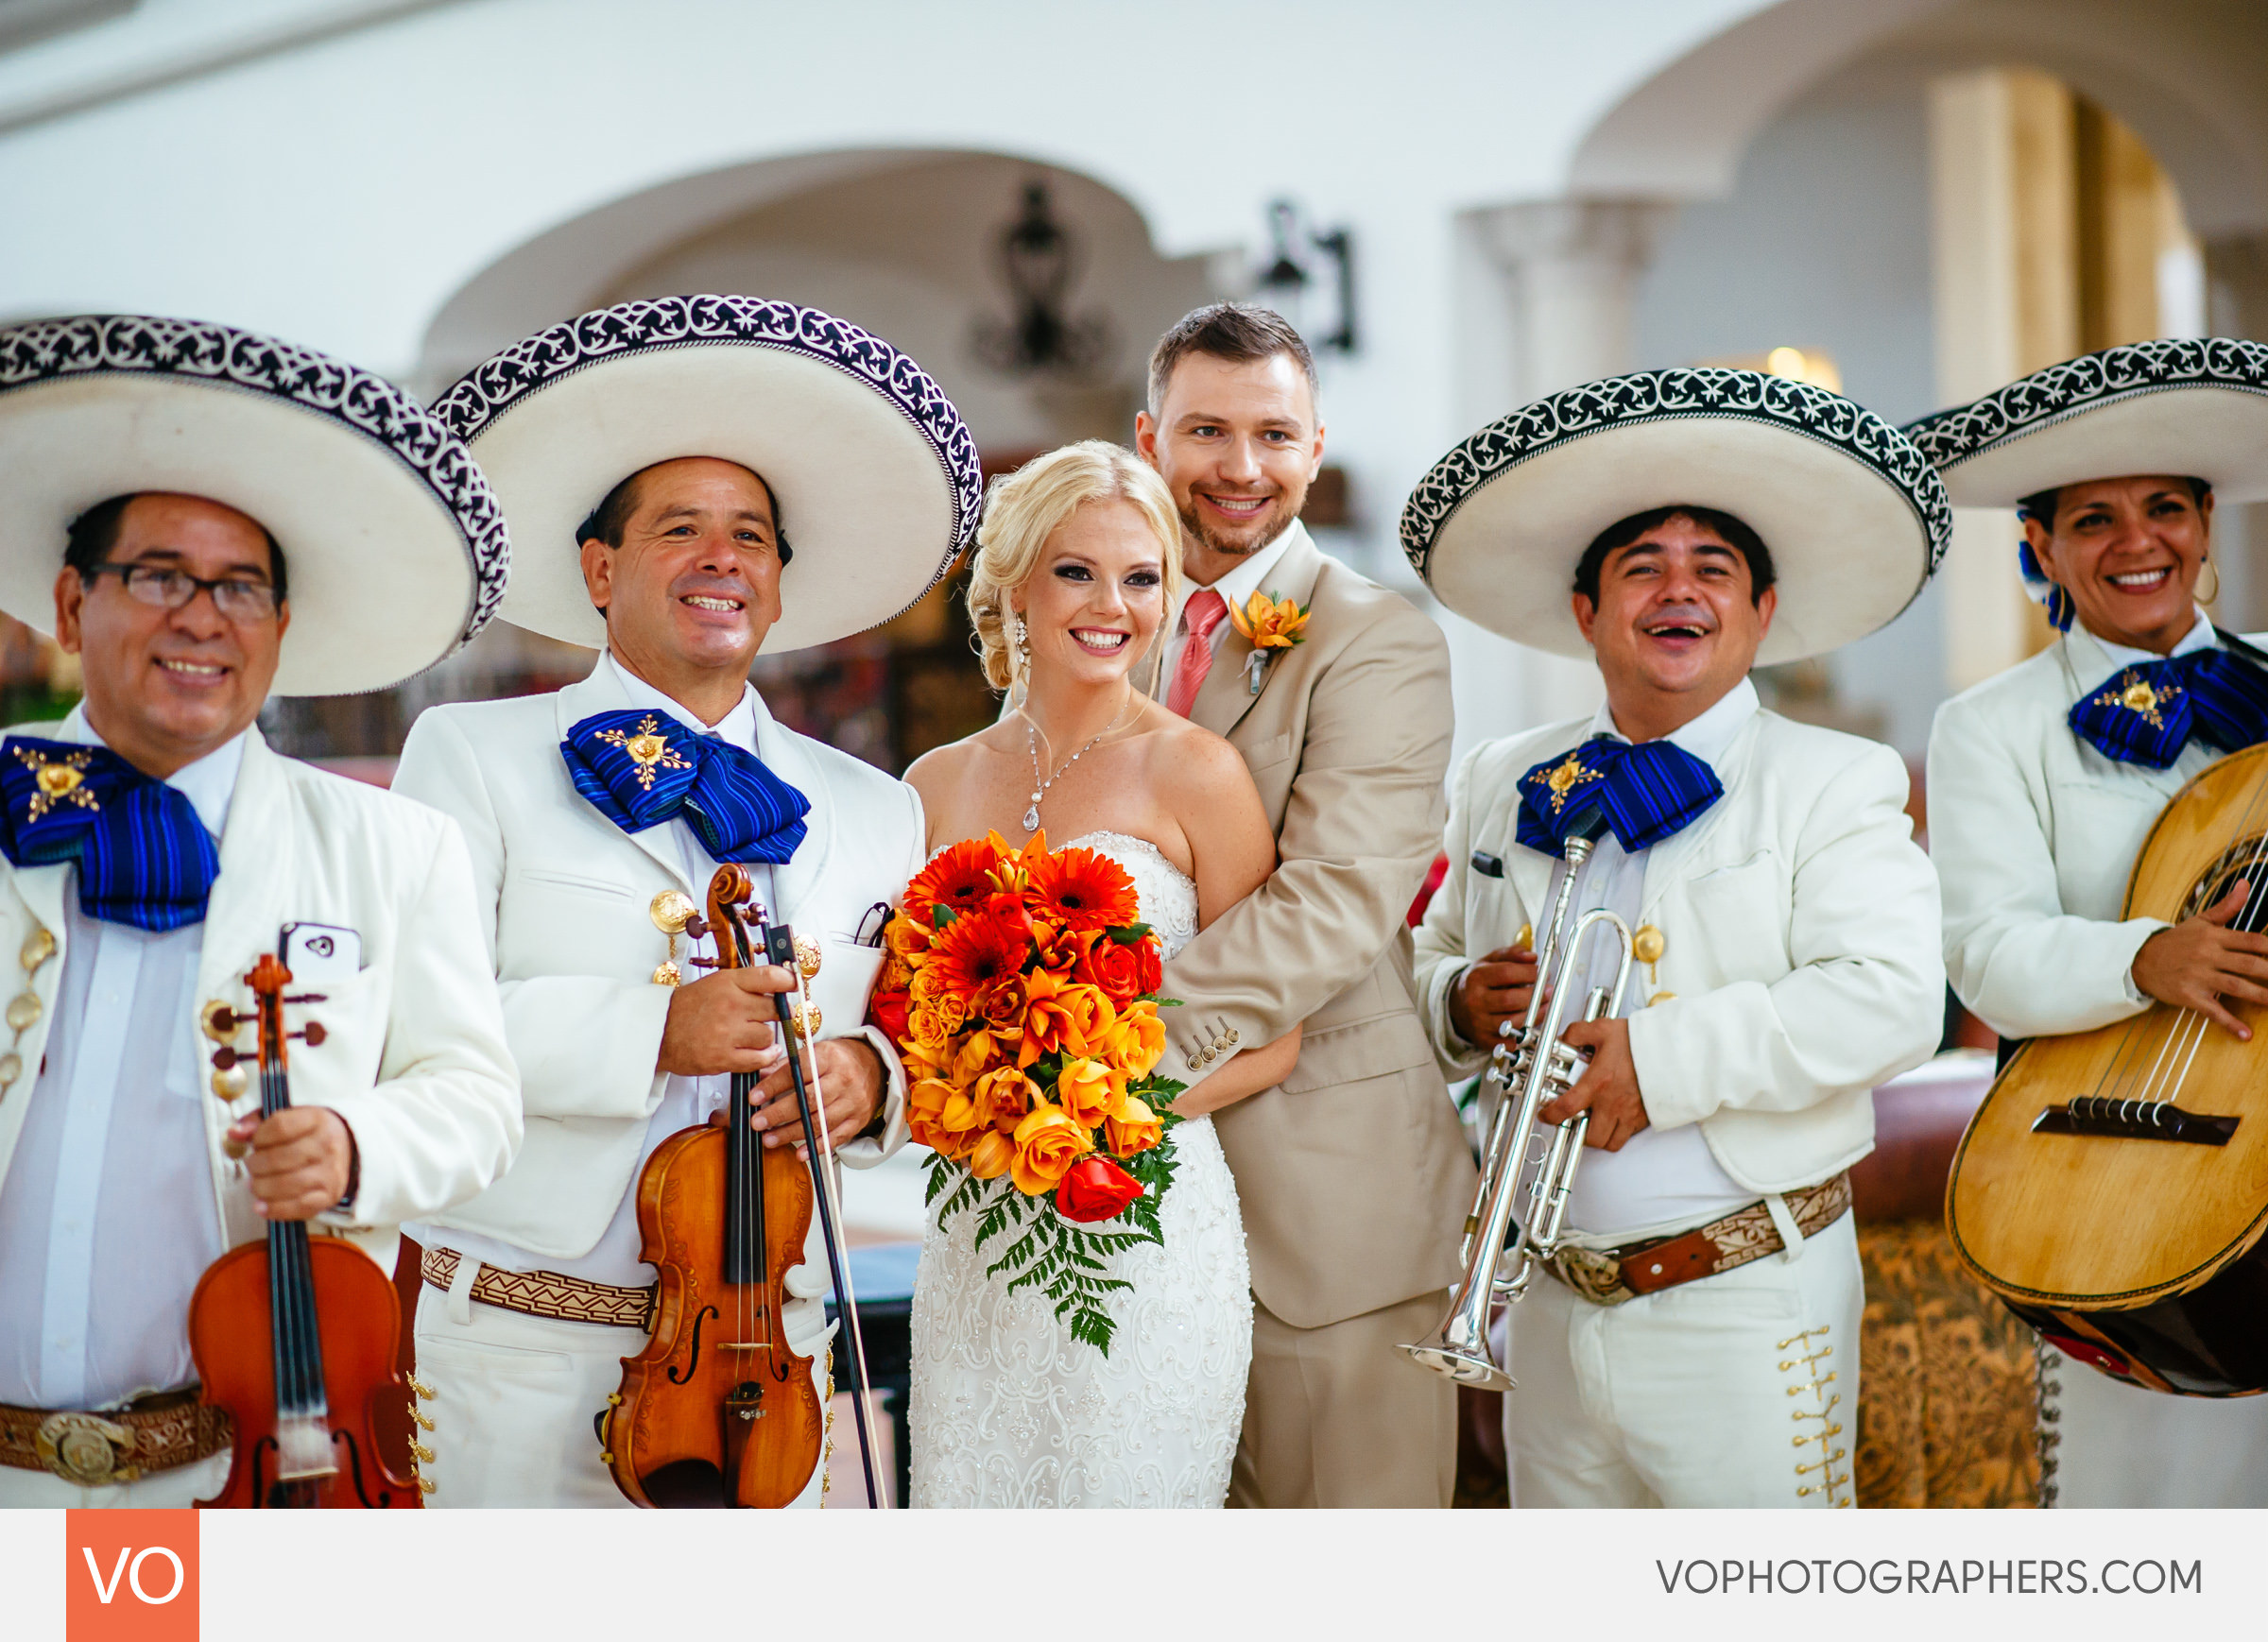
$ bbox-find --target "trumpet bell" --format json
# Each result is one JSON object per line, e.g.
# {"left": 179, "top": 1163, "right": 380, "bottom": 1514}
{"left": 1398, "top": 1337, "right": 1515, "bottom": 1393}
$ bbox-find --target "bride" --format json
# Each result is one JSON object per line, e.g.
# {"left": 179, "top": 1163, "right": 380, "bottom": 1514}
{"left": 902, "top": 440, "right": 1297, "bottom": 1507}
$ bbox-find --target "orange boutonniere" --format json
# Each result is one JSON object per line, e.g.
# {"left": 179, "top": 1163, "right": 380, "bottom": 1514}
{"left": 1228, "top": 590, "right": 1311, "bottom": 694}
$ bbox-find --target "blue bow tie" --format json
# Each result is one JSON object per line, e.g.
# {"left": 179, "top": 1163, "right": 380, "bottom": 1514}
{"left": 2068, "top": 649, "right": 2268, "bottom": 769}
{"left": 561, "top": 710, "right": 810, "bottom": 865}
{"left": 1516, "top": 734, "right": 1725, "bottom": 857}
{"left": 0, "top": 737, "right": 220, "bottom": 931}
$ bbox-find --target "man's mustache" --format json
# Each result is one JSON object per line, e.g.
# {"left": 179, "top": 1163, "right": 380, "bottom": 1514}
{"left": 669, "top": 574, "right": 749, "bottom": 602}
{"left": 1640, "top": 602, "right": 1717, "bottom": 632}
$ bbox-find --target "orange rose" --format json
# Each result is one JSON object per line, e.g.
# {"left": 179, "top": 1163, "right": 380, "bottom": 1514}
{"left": 1055, "top": 1058, "right": 1119, "bottom": 1128}
{"left": 967, "top": 1130, "right": 1015, "bottom": 1180}
{"left": 1105, "top": 1093, "right": 1163, "bottom": 1155}
{"left": 885, "top": 913, "right": 935, "bottom": 960}
{"left": 1009, "top": 1105, "right": 1092, "bottom": 1195}
{"left": 971, "top": 1066, "right": 1038, "bottom": 1132}
{"left": 1097, "top": 1000, "right": 1166, "bottom": 1079}
{"left": 908, "top": 1001, "right": 955, "bottom": 1056}
{"left": 1056, "top": 983, "right": 1116, "bottom": 1058}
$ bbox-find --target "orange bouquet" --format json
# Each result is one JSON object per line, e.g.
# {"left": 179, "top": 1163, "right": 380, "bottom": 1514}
{"left": 868, "top": 830, "right": 1184, "bottom": 1352}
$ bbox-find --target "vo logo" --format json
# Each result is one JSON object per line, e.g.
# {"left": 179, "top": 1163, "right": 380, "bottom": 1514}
{"left": 64, "top": 1511, "right": 197, "bottom": 1641}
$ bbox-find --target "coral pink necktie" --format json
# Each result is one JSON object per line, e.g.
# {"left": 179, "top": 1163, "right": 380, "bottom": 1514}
{"left": 1167, "top": 588, "right": 1228, "bottom": 718}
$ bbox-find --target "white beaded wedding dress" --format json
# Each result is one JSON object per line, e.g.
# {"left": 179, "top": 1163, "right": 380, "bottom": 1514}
{"left": 907, "top": 831, "right": 1253, "bottom": 1507}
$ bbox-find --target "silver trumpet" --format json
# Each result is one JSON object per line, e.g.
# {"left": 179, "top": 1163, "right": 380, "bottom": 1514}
{"left": 1401, "top": 810, "right": 1636, "bottom": 1392}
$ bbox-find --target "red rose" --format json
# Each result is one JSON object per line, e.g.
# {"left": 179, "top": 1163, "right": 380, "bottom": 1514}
{"left": 1056, "top": 1156, "right": 1144, "bottom": 1223}
{"left": 1075, "top": 934, "right": 1143, "bottom": 1004}
{"left": 1128, "top": 935, "right": 1161, "bottom": 997}
{"left": 868, "top": 990, "right": 910, "bottom": 1047}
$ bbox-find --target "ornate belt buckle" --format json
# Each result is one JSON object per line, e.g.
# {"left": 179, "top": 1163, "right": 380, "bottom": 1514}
{"left": 1555, "top": 1244, "right": 1628, "bottom": 1306}
{"left": 36, "top": 1412, "right": 138, "bottom": 1485}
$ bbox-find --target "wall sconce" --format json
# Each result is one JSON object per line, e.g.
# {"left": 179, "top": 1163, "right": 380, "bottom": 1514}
{"left": 973, "top": 180, "right": 1111, "bottom": 379}
{"left": 1254, "top": 198, "right": 1357, "bottom": 354}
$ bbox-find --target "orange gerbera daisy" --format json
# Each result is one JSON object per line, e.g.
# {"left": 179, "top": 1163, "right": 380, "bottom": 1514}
{"left": 902, "top": 837, "right": 1006, "bottom": 926}
{"left": 1026, "top": 845, "right": 1140, "bottom": 932}
{"left": 924, "top": 910, "right": 1031, "bottom": 1005}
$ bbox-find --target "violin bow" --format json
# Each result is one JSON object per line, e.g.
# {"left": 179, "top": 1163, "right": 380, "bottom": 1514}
{"left": 757, "top": 905, "right": 886, "bottom": 1509}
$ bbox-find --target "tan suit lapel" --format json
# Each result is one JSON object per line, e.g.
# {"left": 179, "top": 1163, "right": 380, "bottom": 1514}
{"left": 552, "top": 665, "right": 694, "bottom": 892}
{"left": 1192, "top": 526, "right": 1324, "bottom": 742}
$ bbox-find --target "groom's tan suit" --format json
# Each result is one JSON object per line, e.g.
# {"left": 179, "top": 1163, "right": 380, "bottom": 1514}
{"left": 1154, "top": 520, "right": 1473, "bottom": 1507}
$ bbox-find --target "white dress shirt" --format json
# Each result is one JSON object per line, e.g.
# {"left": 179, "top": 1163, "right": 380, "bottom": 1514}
{"left": 1520, "top": 680, "right": 1758, "bottom": 1238}
{"left": 0, "top": 709, "right": 246, "bottom": 1410}
{"left": 423, "top": 652, "right": 784, "bottom": 1290}
{"left": 1160, "top": 522, "right": 1299, "bottom": 689}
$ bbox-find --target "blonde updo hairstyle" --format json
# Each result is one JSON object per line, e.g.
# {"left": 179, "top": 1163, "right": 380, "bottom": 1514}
{"left": 966, "top": 439, "right": 1184, "bottom": 693}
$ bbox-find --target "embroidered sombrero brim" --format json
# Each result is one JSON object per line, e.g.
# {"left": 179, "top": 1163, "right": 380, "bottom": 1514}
{"left": 0, "top": 316, "right": 507, "bottom": 696}
{"left": 1400, "top": 369, "right": 1951, "bottom": 665}
{"left": 1905, "top": 338, "right": 2268, "bottom": 506}
{"left": 432, "top": 296, "right": 983, "bottom": 653}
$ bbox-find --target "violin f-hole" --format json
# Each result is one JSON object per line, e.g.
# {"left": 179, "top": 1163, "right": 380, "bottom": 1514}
{"left": 666, "top": 1305, "right": 717, "bottom": 1385}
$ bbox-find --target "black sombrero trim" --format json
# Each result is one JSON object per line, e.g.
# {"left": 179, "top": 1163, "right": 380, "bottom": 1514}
{"left": 0, "top": 314, "right": 510, "bottom": 658}
{"left": 1399, "top": 367, "right": 1953, "bottom": 585}
{"left": 1905, "top": 336, "right": 2268, "bottom": 470}
{"left": 430, "top": 295, "right": 985, "bottom": 623}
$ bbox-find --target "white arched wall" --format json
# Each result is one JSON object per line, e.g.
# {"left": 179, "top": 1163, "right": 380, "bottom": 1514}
{"left": 1444, "top": 0, "right": 2268, "bottom": 764}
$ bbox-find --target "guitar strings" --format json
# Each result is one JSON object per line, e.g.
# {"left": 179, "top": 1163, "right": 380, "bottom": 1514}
{"left": 2106, "top": 760, "right": 2268, "bottom": 1112}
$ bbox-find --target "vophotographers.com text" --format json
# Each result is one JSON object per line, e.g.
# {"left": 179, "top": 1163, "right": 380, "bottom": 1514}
{"left": 1658, "top": 1559, "right": 2201, "bottom": 1597}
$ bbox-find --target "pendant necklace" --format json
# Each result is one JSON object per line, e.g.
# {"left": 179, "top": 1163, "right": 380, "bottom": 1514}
{"left": 1023, "top": 693, "right": 1133, "bottom": 833}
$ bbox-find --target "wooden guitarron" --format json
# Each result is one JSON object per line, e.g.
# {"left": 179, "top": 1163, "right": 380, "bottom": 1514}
{"left": 1949, "top": 743, "right": 2268, "bottom": 1396}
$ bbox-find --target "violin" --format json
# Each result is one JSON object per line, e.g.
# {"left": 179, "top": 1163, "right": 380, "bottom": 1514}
{"left": 187, "top": 948, "right": 421, "bottom": 1507}
{"left": 603, "top": 864, "right": 823, "bottom": 1506}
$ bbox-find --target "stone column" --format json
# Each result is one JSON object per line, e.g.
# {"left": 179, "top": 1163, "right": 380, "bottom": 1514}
{"left": 2206, "top": 232, "right": 2268, "bottom": 630}
{"left": 1445, "top": 198, "right": 1676, "bottom": 747}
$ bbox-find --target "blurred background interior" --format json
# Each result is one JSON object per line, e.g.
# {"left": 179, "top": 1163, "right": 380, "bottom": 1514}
{"left": 6, "top": 0, "right": 2265, "bottom": 1505}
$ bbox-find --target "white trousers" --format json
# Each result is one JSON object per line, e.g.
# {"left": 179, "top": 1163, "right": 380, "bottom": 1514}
{"left": 413, "top": 1283, "right": 829, "bottom": 1509}
{"left": 2045, "top": 1352, "right": 2268, "bottom": 1507}
{"left": 1505, "top": 1211, "right": 1864, "bottom": 1508}
{"left": 0, "top": 1449, "right": 229, "bottom": 1508}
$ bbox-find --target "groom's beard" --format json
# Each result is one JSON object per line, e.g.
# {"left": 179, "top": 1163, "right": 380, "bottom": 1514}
{"left": 1176, "top": 490, "right": 1301, "bottom": 561}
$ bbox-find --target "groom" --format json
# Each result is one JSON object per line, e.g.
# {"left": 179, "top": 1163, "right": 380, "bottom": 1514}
{"left": 1137, "top": 304, "right": 1474, "bottom": 1508}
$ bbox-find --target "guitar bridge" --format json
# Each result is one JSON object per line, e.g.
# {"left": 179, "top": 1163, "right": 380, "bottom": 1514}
{"left": 2033, "top": 1096, "right": 2240, "bottom": 1146}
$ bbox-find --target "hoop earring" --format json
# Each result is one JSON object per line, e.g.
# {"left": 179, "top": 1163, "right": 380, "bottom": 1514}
{"left": 2200, "top": 556, "right": 2222, "bottom": 606}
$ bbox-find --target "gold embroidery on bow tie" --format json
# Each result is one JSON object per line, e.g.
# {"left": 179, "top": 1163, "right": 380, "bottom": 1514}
{"left": 2093, "top": 670, "right": 2183, "bottom": 730}
{"left": 593, "top": 716, "right": 695, "bottom": 791}
{"left": 14, "top": 748, "right": 96, "bottom": 823}
{"left": 1528, "top": 751, "right": 1603, "bottom": 813}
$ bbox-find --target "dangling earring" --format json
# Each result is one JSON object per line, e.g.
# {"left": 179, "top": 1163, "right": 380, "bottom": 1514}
{"left": 2200, "top": 556, "right": 2222, "bottom": 605}
{"left": 1011, "top": 611, "right": 1032, "bottom": 693}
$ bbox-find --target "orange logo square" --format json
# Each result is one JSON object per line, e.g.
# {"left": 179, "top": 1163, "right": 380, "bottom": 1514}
{"left": 64, "top": 1510, "right": 197, "bottom": 1642}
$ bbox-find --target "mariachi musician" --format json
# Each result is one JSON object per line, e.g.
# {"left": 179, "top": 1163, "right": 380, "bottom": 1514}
{"left": 1916, "top": 338, "right": 2268, "bottom": 1507}
{"left": 0, "top": 316, "right": 522, "bottom": 1505}
{"left": 392, "top": 297, "right": 980, "bottom": 1507}
{"left": 1404, "top": 370, "right": 1949, "bottom": 1506}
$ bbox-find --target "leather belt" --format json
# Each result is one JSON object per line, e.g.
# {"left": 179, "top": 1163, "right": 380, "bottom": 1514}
{"left": 1546, "top": 1171, "right": 1852, "bottom": 1307}
{"left": 0, "top": 1387, "right": 231, "bottom": 1486}
{"left": 421, "top": 1245, "right": 656, "bottom": 1330}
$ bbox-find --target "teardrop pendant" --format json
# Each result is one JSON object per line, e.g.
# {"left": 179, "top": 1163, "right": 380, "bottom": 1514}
{"left": 1023, "top": 805, "right": 1041, "bottom": 832}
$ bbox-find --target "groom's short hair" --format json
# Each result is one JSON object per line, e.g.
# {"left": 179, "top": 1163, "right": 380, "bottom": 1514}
{"left": 1147, "top": 303, "right": 1317, "bottom": 418}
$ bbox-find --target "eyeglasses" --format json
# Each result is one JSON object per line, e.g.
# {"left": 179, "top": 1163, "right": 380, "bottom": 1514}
{"left": 83, "top": 563, "right": 281, "bottom": 624}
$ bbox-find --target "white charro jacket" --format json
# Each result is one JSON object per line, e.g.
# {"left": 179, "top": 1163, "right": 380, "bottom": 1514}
{"left": 390, "top": 659, "right": 921, "bottom": 1264}
{"left": 1926, "top": 619, "right": 2262, "bottom": 1040}
{"left": 1414, "top": 704, "right": 1944, "bottom": 1193}
{"left": 0, "top": 727, "right": 523, "bottom": 1269}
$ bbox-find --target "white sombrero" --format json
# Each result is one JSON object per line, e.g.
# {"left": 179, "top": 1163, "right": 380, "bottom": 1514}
{"left": 431, "top": 295, "right": 984, "bottom": 653}
{"left": 0, "top": 315, "right": 509, "bottom": 695}
{"left": 1905, "top": 338, "right": 2268, "bottom": 507}
{"left": 1400, "top": 368, "right": 1953, "bottom": 665}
